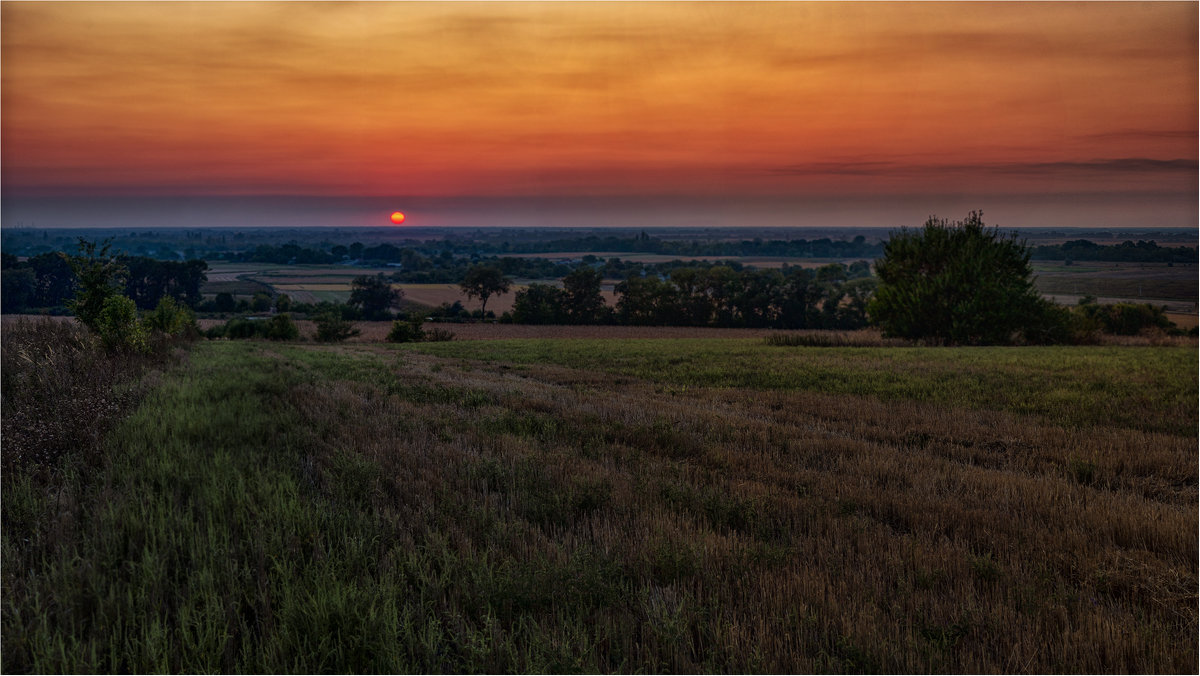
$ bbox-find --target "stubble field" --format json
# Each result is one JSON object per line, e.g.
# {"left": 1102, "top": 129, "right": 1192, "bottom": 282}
{"left": 2, "top": 322, "right": 1195, "bottom": 673}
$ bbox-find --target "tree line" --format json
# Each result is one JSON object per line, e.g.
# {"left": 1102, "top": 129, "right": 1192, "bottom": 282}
{"left": 1, "top": 251, "right": 207, "bottom": 314}
{"left": 502, "top": 263, "right": 874, "bottom": 330}
{"left": 1028, "top": 239, "right": 1197, "bottom": 264}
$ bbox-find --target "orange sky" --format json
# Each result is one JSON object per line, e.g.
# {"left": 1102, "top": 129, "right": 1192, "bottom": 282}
{"left": 2, "top": 1, "right": 1196, "bottom": 227}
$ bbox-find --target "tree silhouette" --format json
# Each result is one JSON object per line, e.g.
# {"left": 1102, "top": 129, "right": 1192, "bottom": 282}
{"left": 459, "top": 265, "right": 511, "bottom": 316}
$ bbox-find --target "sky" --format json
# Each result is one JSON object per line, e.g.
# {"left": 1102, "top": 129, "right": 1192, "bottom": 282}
{"left": 2, "top": 1, "right": 1196, "bottom": 229}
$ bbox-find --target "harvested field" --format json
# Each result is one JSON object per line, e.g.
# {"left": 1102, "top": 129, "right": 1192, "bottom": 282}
{"left": 5, "top": 337, "right": 1193, "bottom": 672}
{"left": 1032, "top": 261, "right": 1197, "bottom": 306}
{"left": 1165, "top": 312, "right": 1199, "bottom": 330}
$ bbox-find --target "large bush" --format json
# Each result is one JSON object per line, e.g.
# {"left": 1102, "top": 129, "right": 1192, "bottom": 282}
{"left": 263, "top": 314, "right": 300, "bottom": 341}
{"left": 314, "top": 311, "right": 360, "bottom": 343}
{"left": 96, "top": 295, "right": 149, "bottom": 353}
{"left": 869, "top": 212, "right": 1049, "bottom": 345}
{"left": 143, "top": 296, "right": 197, "bottom": 337}
{"left": 386, "top": 313, "right": 425, "bottom": 343}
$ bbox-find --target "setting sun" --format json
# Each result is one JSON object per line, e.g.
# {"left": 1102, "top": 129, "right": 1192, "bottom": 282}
{"left": 389, "top": 211, "right": 406, "bottom": 225}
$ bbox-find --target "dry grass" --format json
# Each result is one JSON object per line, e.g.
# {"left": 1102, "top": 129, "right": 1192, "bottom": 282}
{"left": 274, "top": 343, "right": 1196, "bottom": 672}
{"left": 0, "top": 318, "right": 175, "bottom": 474}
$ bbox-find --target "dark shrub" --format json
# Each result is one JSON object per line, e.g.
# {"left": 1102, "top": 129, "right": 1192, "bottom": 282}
{"left": 386, "top": 314, "right": 425, "bottom": 343}
{"left": 263, "top": 313, "right": 300, "bottom": 341}
{"left": 869, "top": 212, "right": 1046, "bottom": 345}
{"left": 314, "top": 311, "right": 360, "bottom": 343}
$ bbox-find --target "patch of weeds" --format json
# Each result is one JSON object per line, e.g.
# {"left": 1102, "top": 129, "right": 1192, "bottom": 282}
{"left": 570, "top": 477, "right": 613, "bottom": 516}
{"left": 645, "top": 540, "right": 700, "bottom": 584}
{"left": 386, "top": 380, "right": 496, "bottom": 408}
{"left": 514, "top": 462, "right": 612, "bottom": 529}
{"left": 912, "top": 566, "right": 948, "bottom": 591}
{"left": 970, "top": 553, "right": 1002, "bottom": 583}
{"left": 325, "top": 450, "right": 383, "bottom": 508}
{"left": 918, "top": 617, "right": 972, "bottom": 652}
{"left": 465, "top": 457, "right": 511, "bottom": 492}
{"left": 745, "top": 540, "right": 793, "bottom": 569}
{"left": 701, "top": 489, "right": 760, "bottom": 536}
{"left": 1069, "top": 458, "right": 1098, "bottom": 486}
{"left": 484, "top": 411, "right": 561, "bottom": 442}
{"left": 817, "top": 634, "right": 880, "bottom": 674}
{"left": 902, "top": 431, "right": 933, "bottom": 449}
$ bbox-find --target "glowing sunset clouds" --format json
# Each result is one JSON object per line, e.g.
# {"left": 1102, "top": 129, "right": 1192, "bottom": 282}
{"left": 2, "top": 2, "right": 1195, "bottom": 227}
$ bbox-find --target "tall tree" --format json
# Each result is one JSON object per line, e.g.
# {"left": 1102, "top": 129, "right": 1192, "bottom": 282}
{"left": 459, "top": 265, "right": 511, "bottom": 316}
{"left": 561, "top": 267, "right": 605, "bottom": 324}
{"left": 510, "top": 284, "right": 567, "bottom": 324}
{"left": 349, "top": 274, "right": 403, "bottom": 320}
{"left": 62, "top": 239, "right": 127, "bottom": 331}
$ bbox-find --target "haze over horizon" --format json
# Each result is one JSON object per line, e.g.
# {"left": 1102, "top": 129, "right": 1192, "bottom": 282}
{"left": 2, "top": 2, "right": 1196, "bottom": 230}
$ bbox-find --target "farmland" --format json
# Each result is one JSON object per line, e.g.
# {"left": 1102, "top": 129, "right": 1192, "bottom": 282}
{"left": 198, "top": 257, "right": 1200, "bottom": 326}
{"left": 201, "top": 262, "right": 618, "bottom": 311}
{"left": 513, "top": 251, "right": 861, "bottom": 269}
{"left": 2, "top": 322, "right": 1195, "bottom": 672}
{"left": 1031, "top": 261, "right": 1198, "bottom": 313}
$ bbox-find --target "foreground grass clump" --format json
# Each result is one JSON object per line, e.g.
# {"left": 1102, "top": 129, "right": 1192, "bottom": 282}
{"left": 3, "top": 339, "right": 1196, "bottom": 672}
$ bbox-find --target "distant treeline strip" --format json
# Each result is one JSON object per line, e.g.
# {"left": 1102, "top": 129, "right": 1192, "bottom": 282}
{"left": 1, "top": 252, "right": 207, "bottom": 314}
{"left": 1028, "top": 239, "right": 1198, "bottom": 263}
{"left": 507, "top": 263, "right": 875, "bottom": 330}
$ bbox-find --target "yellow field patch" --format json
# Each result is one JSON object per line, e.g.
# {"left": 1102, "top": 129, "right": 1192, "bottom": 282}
{"left": 1165, "top": 312, "right": 1199, "bottom": 329}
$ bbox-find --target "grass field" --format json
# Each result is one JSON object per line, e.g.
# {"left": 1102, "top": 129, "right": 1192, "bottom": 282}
{"left": 3, "top": 326, "right": 1195, "bottom": 673}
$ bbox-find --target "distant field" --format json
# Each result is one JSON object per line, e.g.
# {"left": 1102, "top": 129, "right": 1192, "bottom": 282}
{"left": 4, "top": 336, "right": 1193, "bottom": 672}
{"left": 1032, "top": 261, "right": 1197, "bottom": 308}
{"left": 1166, "top": 312, "right": 1199, "bottom": 329}
{"left": 202, "top": 264, "right": 367, "bottom": 301}
{"left": 514, "top": 252, "right": 865, "bottom": 268}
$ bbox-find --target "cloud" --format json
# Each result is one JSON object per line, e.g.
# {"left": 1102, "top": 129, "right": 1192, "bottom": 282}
{"left": 769, "top": 158, "right": 1197, "bottom": 177}
{"left": 1077, "top": 130, "right": 1198, "bottom": 141}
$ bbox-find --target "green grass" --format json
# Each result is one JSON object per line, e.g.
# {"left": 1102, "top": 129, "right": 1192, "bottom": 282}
{"left": 406, "top": 339, "right": 1198, "bottom": 436}
{"left": 4, "top": 343, "right": 515, "bottom": 672}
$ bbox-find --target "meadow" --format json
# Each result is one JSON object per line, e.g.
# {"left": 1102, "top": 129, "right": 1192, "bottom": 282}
{"left": 2, "top": 321, "right": 1195, "bottom": 673}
